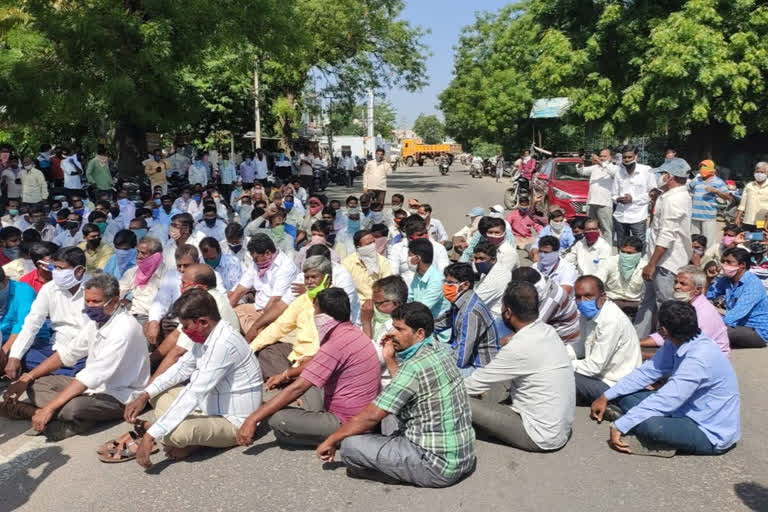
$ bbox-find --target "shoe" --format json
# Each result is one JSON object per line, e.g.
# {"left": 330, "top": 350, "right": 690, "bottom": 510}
{"left": 621, "top": 434, "right": 677, "bottom": 458}
{"left": 0, "top": 400, "right": 37, "bottom": 420}
{"left": 603, "top": 404, "right": 624, "bottom": 422}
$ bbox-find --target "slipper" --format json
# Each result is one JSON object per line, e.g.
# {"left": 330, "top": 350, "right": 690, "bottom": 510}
{"left": 98, "top": 436, "right": 159, "bottom": 463}
{"left": 96, "top": 439, "right": 121, "bottom": 455}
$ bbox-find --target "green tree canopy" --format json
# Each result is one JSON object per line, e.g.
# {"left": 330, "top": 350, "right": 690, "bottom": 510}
{"left": 412, "top": 114, "right": 445, "bottom": 144}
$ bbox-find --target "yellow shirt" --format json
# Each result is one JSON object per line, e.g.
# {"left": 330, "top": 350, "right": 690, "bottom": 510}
{"left": 341, "top": 253, "right": 392, "bottom": 301}
{"left": 144, "top": 158, "right": 171, "bottom": 186}
{"left": 78, "top": 242, "right": 114, "bottom": 274}
{"left": 250, "top": 293, "right": 318, "bottom": 364}
{"left": 21, "top": 167, "right": 49, "bottom": 204}
{"left": 738, "top": 180, "right": 768, "bottom": 225}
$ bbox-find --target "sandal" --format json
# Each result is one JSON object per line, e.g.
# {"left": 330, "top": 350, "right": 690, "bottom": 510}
{"left": 96, "top": 420, "right": 151, "bottom": 455}
{"left": 98, "top": 431, "right": 158, "bottom": 463}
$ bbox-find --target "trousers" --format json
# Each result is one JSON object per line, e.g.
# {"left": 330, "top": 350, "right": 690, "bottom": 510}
{"left": 634, "top": 266, "right": 676, "bottom": 338}
{"left": 588, "top": 204, "right": 614, "bottom": 243}
{"left": 615, "top": 220, "right": 646, "bottom": 248}
{"left": 690, "top": 219, "right": 719, "bottom": 250}
{"left": 614, "top": 391, "right": 721, "bottom": 455}
{"left": 267, "top": 387, "right": 341, "bottom": 447}
{"left": 573, "top": 372, "right": 610, "bottom": 406}
{"left": 468, "top": 392, "right": 543, "bottom": 452}
{"left": 27, "top": 375, "right": 124, "bottom": 429}
{"left": 727, "top": 326, "right": 766, "bottom": 348}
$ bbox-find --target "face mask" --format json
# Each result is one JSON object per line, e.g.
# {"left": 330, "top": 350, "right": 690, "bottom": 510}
{"left": 204, "top": 256, "right": 221, "bottom": 268}
{"left": 110, "top": 207, "right": 121, "bottom": 218}
{"left": 204, "top": 218, "right": 217, "bottom": 228}
{"left": 485, "top": 233, "right": 505, "bottom": 246}
{"left": 307, "top": 274, "right": 329, "bottom": 300}
{"left": 270, "top": 224, "right": 285, "bottom": 240}
{"left": 376, "top": 155, "right": 384, "bottom": 162}
{"left": 66, "top": 221, "right": 80, "bottom": 231}
{"left": 52, "top": 266, "right": 83, "bottom": 290}
{"left": 693, "top": 247, "right": 705, "bottom": 255}
{"left": 370, "top": 211, "right": 384, "bottom": 222}
{"left": 372, "top": 306, "right": 391, "bottom": 337}
{"left": 618, "top": 251, "right": 642, "bottom": 280}
{"left": 75, "top": 208, "right": 85, "bottom": 216}
{"left": 397, "top": 336, "right": 431, "bottom": 362}
{"left": 574, "top": 233, "right": 584, "bottom": 241}
{"left": 87, "top": 237, "right": 101, "bottom": 248}
{"left": 518, "top": 207, "right": 528, "bottom": 215}
{"left": 475, "top": 260, "right": 492, "bottom": 276}
{"left": 229, "top": 243, "right": 242, "bottom": 254}
{"left": 408, "top": 208, "right": 419, "bottom": 216}
{"left": 657, "top": 173, "right": 670, "bottom": 188}
{"left": 314, "top": 312, "right": 340, "bottom": 343}
{"left": 700, "top": 169, "right": 715, "bottom": 179}
{"left": 550, "top": 221, "right": 564, "bottom": 233}
{"left": 722, "top": 263, "right": 740, "bottom": 278}
{"left": 407, "top": 256, "right": 419, "bottom": 273}
{"left": 154, "top": 198, "right": 162, "bottom": 206}
{"left": 722, "top": 235, "right": 735, "bottom": 247}
{"left": 33, "top": 219, "right": 46, "bottom": 230}
{"left": 182, "top": 325, "right": 208, "bottom": 344}
{"left": 347, "top": 220, "right": 361, "bottom": 233}
{"left": 24, "top": 164, "right": 33, "bottom": 170}
{"left": 584, "top": 231, "right": 600, "bottom": 245}
{"left": 8, "top": 209, "right": 18, "bottom": 217}
{"left": 392, "top": 204, "right": 402, "bottom": 212}
{"left": 442, "top": 282, "right": 461, "bottom": 303}
{"left": 537, "top": 251, "right": 560, "bottom": 273}
{"left": 283, "top": 201, "right": 293, "bottom": 211}
{"left": 673, "top": 290, "right": 694, "bottom": 302}
{"left": 115, "top": 248, "right": 137, "bottom": 268}
{"left": 3, "top": 247, "right": 20, "bottom": 260}
{"left": 577, "top": 298, "right": 601, "bottom": 320}
{"left": 132, "top": 228, "right": 148, "bottom": 240}
{"left": 755, "top": 173, "right": 767, "bottom": 183}
{"left": 154, "top": 155, "right": 161, "bottom": 161}
{"left": 84, "top": 298, "right": 115, "bottom": 324}
{"left": 624, "top": 160, "right": 637, "bottom": 172}
{"left": 193, "top": 195, "right": 201, "bottom": 202}
{"left": 95, "top": 222, "right": 107, "bottom": 235}
{"left": 118, "top": 198, "right": 129, "bottom": 207}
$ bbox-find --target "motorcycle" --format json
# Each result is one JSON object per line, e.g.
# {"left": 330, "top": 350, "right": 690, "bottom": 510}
{"left": 470, "top": 158, "right": 484, "bottom": 179}
{"left": 439, "top": 160, "right": 450, "bottom": 175}
{"left": 312, "top": 163, "right": 329, "bottom": 193}
{"left": 503, "top": 166, "right": 532, "bottom": 210}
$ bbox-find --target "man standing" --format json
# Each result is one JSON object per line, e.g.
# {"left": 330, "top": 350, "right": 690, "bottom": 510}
{"left": 168, "top": 145, "right": 190, "bottom": 179}
{"left": 735, "top": 161, "right": 768, "bottom": 232}
{"left": 688, "top": 160, "right": 730, "bottom": 250}
{"left": 87, "top": 145, "right": 114, "bottom": 199}
{"left": 218, "top": 151, "right": 238, "bottom": 204}
{"left": 253, "top": 149, "right": 268, "bottom": 186}
{"left": 20, "top": 156, "right": 49, "bottom": 208}
{"left": 635, "top": 158, "right": 692, "bottom": 338}
{"left": 340, "top": 151, "right": 356, "bottom": 188}
{"left": 274, "top": 148, "right": 292, "bottom": 183}
{"left": 579, "top": 148, "right": 618, "bottom": 241}
{"left": 611, "top": 145, "right": 656, "bottom": 247}
{"left": 317, "top": 302, "right": 476, "bottom": 488}
{"left": 61, "top": 150, "right": 84, "bottom": 199}
{"left": 363, "top": 148, "right": 390, "bottom": 205}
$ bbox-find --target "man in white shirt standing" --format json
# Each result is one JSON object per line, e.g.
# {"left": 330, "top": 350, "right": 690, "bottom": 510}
{"left": 563, "top": 218, "right": 611, "bottom": 276}
{"left": 579, "top": 148, "right": 618, "bottom": 242}
{"left": 363, "top": 148, "right": 390, "bottom": 205}
{"left": 2, "top": 274, "right": 150, "bottom": 441}
{"left": 125, "top": 289, "right": 263, "bottom": 467}
{"left": 571, "top": 275, "right": 642, "bottom": 405}
{"left": 339, "top": 150, "right": 356, "bottom": 188}
{"left": 611, "top": 145, "right": 656, "bottom": 248}
{"left": 635, "top": 158, "right": 693, "bottom": 337}
{"left": 253, "top": 149, "right": 269, "bottom": 186}
{"left": 61, "top": 150, "right": 84, "bottom": 199}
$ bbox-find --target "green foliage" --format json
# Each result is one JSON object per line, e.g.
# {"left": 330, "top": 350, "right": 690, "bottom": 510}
{"left": 412, "top": 114, "right": 445, "bottom": 144}
{"left": 440, "top": 0, "right": 768, "bottom": 152}
{"left": 330, "top": 101, "right": 397, "bottom": 138}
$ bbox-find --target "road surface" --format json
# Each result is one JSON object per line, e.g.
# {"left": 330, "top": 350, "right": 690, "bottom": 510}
{"left": 0, "top": 164, "right": 765, "bottom": 512}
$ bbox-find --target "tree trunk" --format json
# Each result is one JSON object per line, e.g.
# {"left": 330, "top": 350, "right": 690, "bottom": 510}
{"left": 114, "top": 121, "right": 146, "bottom": 179}
{"left": 278, "top": 90, "right": 297, "bottom": 153}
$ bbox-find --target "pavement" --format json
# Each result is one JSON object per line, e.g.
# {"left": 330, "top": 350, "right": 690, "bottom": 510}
{"left": 1, "top": 164, "right": 766, "bottom": 512}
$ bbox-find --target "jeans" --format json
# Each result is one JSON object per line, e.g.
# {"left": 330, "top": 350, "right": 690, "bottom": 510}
{"left": 634, "top": 266, "right": 676, "bottom": 338}
{"left": 615, "top": 220, "right": 646, "bottom": 248}
{"left": 727, "top": 326, "right": 766, "bottom": 348}
{"left": 574, "top": 372, "right": 610, "bottom": 406}
{"left": 613, "top": 391, "right": 721, "bottom": 455}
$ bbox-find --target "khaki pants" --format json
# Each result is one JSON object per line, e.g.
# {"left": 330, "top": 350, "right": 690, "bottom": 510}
{"left": 151, "top": 386, "right": 239, "bottom": 449}
{"left": 234, "top": 305, "right": 262, "bottom": 339}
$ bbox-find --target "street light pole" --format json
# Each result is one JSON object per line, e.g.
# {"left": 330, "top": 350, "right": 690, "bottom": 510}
{"left": 254, "top": 63, "right": 261, "bottom": 150}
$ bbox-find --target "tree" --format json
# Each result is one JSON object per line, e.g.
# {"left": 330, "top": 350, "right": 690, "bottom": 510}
{"left": 413, "top": 114, "right": 445, "bottom": 144}
{"left": 331, "top": 101, "right": 398, "bottom": 138}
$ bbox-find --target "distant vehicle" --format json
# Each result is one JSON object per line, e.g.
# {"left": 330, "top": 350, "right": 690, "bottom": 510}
{"left": 533, "top": 155, "right": 589, "bottom": 220}
{"left": 400, "top": 139, "right": 462, "bottom": 167}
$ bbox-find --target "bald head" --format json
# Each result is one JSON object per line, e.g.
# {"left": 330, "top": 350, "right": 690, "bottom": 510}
{"left": 182, "top": 263, "right": 217, "bottom": 289}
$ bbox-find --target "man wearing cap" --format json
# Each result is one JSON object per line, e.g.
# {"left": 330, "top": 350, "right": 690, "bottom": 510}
{"left": 635, "top": 158, "right": 692, "bottom": 338}
{"left": 452, "top": 207, "right": 485, "bottom": 259}
{"left": 688, "top": 160, "right": 730, "bottom": 250}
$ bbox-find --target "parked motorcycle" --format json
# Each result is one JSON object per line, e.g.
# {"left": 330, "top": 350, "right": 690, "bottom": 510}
{"left": 470, "top": 158, "right": 484, "bottom": 179}
{"left": 312, "top": 163, "right": 329, "bottom": 193}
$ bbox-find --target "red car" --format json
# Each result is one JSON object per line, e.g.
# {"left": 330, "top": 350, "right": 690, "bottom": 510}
{"left": 532, "top": 156, "right": 589, "bottom": 220}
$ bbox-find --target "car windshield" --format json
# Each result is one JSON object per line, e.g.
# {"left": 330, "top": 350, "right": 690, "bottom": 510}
{"left": 555, "top": 162, "right": 588, "bottom": 181}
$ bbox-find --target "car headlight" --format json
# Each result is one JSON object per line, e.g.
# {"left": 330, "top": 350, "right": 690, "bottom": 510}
{"left": 552, "top": 187, "right": 573, "bottom": 200}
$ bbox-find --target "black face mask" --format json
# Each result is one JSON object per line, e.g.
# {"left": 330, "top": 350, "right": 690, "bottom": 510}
{"left": 229, "top": 244, "right": 242, "bottom": 254}
{"left": 110, "top": 207, "right": 121, "bottom": 218}
{"left": 624, "top": 162, "right": 636, "bottom": 173}
{"left": 362, "top": 207, "right": 370, "bottom": 215}
{"left": 87, "top": 237, "right": 101, "bottom": 248}
{"left": 66, "top": 221, "right": 80, "bottom": 230}
{"left": 204, "top": 218, "right": 217, "bottom": 228}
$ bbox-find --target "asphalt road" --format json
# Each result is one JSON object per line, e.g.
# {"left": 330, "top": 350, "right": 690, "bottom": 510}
{"left": 1, "top": 164, "right": 766, "bottom": 512}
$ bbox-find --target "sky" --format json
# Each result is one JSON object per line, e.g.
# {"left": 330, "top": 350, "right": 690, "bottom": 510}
{"left": 387, "top": 0, "right": 511, "bottom": 129}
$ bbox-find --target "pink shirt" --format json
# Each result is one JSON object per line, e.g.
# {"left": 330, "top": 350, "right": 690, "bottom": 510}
{"left": 651, "top": 294, "right": 730, "bottom": 357}
{"left": 301, "top": 322, "right": 381, "bottom": 422}
{"left": 506, "top": 209, "right": 546, "bottom": 239}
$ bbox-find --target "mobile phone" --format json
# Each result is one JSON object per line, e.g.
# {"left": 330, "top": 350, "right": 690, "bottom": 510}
{"left": 745, "top": 232, "right": 764, "bottom": 241}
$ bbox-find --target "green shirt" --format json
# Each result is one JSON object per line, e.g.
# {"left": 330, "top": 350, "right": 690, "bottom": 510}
{"left": 86, "top": 157, "right": 113, "bottom": 190}
{"left": 374, "top": 341, "right": 476, "bottom": 478}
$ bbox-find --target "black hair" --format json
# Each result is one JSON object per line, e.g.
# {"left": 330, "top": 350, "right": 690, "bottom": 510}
{"left": 81, "top": 223, "right": 101, "bottom": 237}
{"left": 408, "top": 238, "right": 433, "bottom": 265}
{"left": 622, "top": 145, "right": 638, "bottom": 155}
{"left": 310, "top": 220, "right": 331, "bottom": 237}
{"left": 88, "top": 211, "right": 107, "bottom": 223}
{"left": 691, "top": 234, "right": 707, "bottom": 248}
{"left": 570, "top": 217, "right": 586, "bottom": 231}
{"left": 29, "top": 242, "right": 58, "bottom": 262}
{"left": 473, "top": 241, "right": 498, "bottom": 259}
{"left": 316, "top": 287, "right": 351, "bottom": 323}
{"left": 321, "top": 206, "right": 336, "bottom": 219}
{"left": 403, "top": 215, "right": 426, "bottom": 237}
{"left": 512, "top": 266, "right": 542, "bottom": 285}
{"left": 575, "top": 275, "right": 605, "bottom": 295}
{"left": 175, "top": 244, "right": 200, "bottom": 262}
{"left": 621, "top": 236, "right": 644, "bottom": 253}
{"left": 199, "top": 237, "right": 222, "bottom": 254}
{"left": 548, "top": 209, "right": 565, "bottom": 220}
{"left": 538, "top": 235, "right": 560, "bottom": 252}
{"left": 345, "top": 195, "right": 358, "bottom": 205}
{"left": 21, "top": 229, "right": 42, "bottom": 244}
{"left": 171, "top": 213, "right": 194, "bottom": 230}
{"left": 503, "top": 281, "right": 539, "bottom": 322}
{"left": 353, "top": 230, "right": 372, "bottom": 248}
{"left": 444, "top": 263, "right": 476, "bottom": 289}
{"left": 370, "top": 223, "right": 389, "bottom": 237}
{"left": 391, "top": 302, "right": 434, "bottom": 337}
{"left": 478, "top": 216, "right": 504, "bottom": 236}
{"left": 54, "top": 246, "right": 86, "bottom": 268}
{"left": 392, "top": 193, "right": 404, "bottom": 203}
{"left": 174, "top": 287, "right": 221, "bottom": 322}
{"left": 306, "top": 244, "right": 331, "bottom": 260}
{"left": 723, "top": 247, "right": 751, "bottom": 267}
{"left": 225, "top": 222, "right": 244, "bottom": 241}
{"left": 247, "top": 233, "right": 277, "bottom": 255}
{"left": 658, "top": 300, "right": 700, "bottom": 343}
{"left": 0, "top": 227, "right": 21, "bottom": 241}
{"left": 114, "top": 230, "right": 138, "bottom": 249}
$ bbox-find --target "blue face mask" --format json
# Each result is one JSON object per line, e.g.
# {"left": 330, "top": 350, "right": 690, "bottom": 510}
{"left": 84, "top": 299, "right": 114, "bottom": 324}
{"left": 193, "top": 194, "right": 201, "bottom": 202}
{"left": 132, "top": 228, "right": 148, "bottom": 240}
{"left": 475, "top": 260, "right": 493, "bottom": 276}
{"left": 154, "top": 198, "right": 161, "bottom": 206}
{"left": 397, "top": 336, "right": 432, "bottom": 362}
{"left": 283, "top": 201, "right": 294, "bottom": 211}
{"left": 576, "top": 298, "right": 601, "bottom": 320}
{"left": 537, "top": 251, "right": 560, "bottom": 273}
{"left": 347, "top": 219, "right": 361, "bottom": 234}
{"left": 115, "top": 248, "right": 137, "bottom": 271}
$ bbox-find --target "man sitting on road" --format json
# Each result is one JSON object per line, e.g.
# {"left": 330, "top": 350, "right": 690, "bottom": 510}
{"left": 640, "top": 265, "right": 729, "bottom": 359}
{"left": 563, "top": 218, "right": 611, "bottom": 276}
{"left": 463, "top": 280, "right": 575, "bottom": 452}
{"left": 119, "top": 237, "right": 166, "bottom": 324}
{"left": 533, "top": 235, "right": 579, "bottom": 295}
{"left": 342, "top": 229, "right": 392, "bottom": 302}
{"left": 591, "top": 300, "right": 740, "bottom": 457}
{"left": 435, "top": 263, "right": 499, "bottom": 375}
{"left": 2, "top": 274, "right": 149, "bottom": 441}
{"left": 361, "top": 275, "right": 409, "bottom": 387}
{"left": 388, "top": 215, "right": 449, "bottom": 285}
{"left": 472, "top": 241, "right": 510, "bottom": 317}
{"left": 316, "top": 302, "right": 476, "bottom": 488}
{"left": 237, "top": 288, "right": 380, "bottom": 448}
{"left": 407, "top": 238, "right": 451, "bottom": 342}
{"left": 595, "top": 236, "right": 646, "bottom": 322}
{"left": 572, "top": 276, "right": 642, "bottom": 405}
{"left": 511, "top": 267, "right": 580, "bottom": 345}
{"left": 124, "top": 289, "right": 263, "bottom": 468}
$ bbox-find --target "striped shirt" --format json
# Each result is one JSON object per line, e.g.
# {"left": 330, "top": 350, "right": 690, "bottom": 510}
{"left": 435, "top": 290, "right": 499, "bottom": 370}
{"left": 539, "top": 277, "right": 580, "bottom": 341}
{"left": 689, "top": 176, "right": 727, "bottom": 221}
{"left": 374, "top": 341, "right": 476, "bottom": 479}
{"left": 301, "top": 322, "right": 381, "bottom": 422}
{"left": 146, "top": 321, "right": 263, "bottom": 439}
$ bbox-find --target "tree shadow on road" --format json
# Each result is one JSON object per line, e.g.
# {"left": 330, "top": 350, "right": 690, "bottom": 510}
{"left": 0, "top": 445, "right": 69, "bottom": 511}
{"left": 734, "top": 481, "right": 768, "bottom": 511}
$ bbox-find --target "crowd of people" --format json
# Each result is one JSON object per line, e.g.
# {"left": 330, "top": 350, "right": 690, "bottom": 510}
{"left": 0, "top": 142, "right": 755, "bottom": 487}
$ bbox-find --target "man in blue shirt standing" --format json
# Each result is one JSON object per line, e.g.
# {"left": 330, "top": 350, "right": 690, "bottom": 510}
{"left": 591, "top": 300, "right": 740, "bottom": 457}
{"left": 688, "top": 160, "right": 731, "bottom": 250}
{"left": 708, "top": 247, "right": 768, "bottom": 348}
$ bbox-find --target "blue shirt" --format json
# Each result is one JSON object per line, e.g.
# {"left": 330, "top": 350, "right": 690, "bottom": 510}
{"left": 605, "top": 334, "right": 740, "bottom": 451}
{"left": 534, "top": 223, "right": 575, "bottom": 253}
{"left": 1, "top": 280, "right": 36, "bottom": 342}
{"left": 688, "top": 176, "right": 727, "bottom": 221}
{"left": 707, "top": 271, "right": 768, "bottom": 342}
{"left": 408, "top": 264, "right": 451, "bottom": 342}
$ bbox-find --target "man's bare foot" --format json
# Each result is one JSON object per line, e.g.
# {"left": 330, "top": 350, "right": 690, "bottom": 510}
{"left": 164, "top": 445, "right": 202, "bottom": 460}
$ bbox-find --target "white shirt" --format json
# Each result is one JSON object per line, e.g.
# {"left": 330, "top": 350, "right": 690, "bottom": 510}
{"left": 475, "top": 262, "right": 512, "bottom": 316}
{"left": 237, "top": 250, "right": 298, "bottom": 310}
{"left": 61, "top": 157, "right": 83, "bottom": 189}
{"left": 533, "top": 259, "right": 579, "bottom": 291}
{"left": 10, "top": 281, "right": 87, "bottom": 360}
{"left": 387, "top": 238, "right": 449, "bottom": 286}
{"left": 254, "top": 158, "right": 268, "bottom": 180}
{"left": 647, "top": 185, "right": 692, "bottom": 274}
{"left": 195, "top": 219, "right": 227, "bottom": 241}
{"left": 58, "top": 309, "right": 150, "bottom": 404}
{"left": 579, "top": 161, "right": 618, "bottom": 207}
{"left": 119, "top": 263, "right": 167, "bottom": 317}
{"left": 148, "top": 267, "right": 226, "bottom": 322}
{"left": 372, "top": 317, "right": 394, "bottom": 387}
{"left": 497, "top": 242, "right": 520, "bottom": 269}
{"left": 188, "top": 164, "right": 208, "bottom": 186}
{"left": 463, "top": 320, "right": 575, "bottom": 450}
{"left": 176, "top": 289, "right": 241, "bottom": 352}
{"left": 596, "top": 254, "right": 647, "bottom": 302}
{"left": 282, "top": 262, "right": 361, "bottom": 325}
{"left": 563, "top": 237, "right": 612, "bottom": 276}
{"left": 572, "top": 300, "right": 642, "bottom": 387}
{"left": 611, "top": 163, "right": 656, "bottom": 224}
{"left": 340, "top": 156, "right": 356, "bottom": 171}
{"left": 427, "top": 218, "right": 449, "bottom": 243}
{"left": 146, "top": 321, "right": 263, "bottom": 439}
{"left": 1, "top": 167, "right": 22, "bottom": 198}
{"left": 162, "top": 231, "right": 206, "bottom": 269}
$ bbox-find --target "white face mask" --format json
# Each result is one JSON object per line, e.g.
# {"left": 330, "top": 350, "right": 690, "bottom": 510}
{"left": 24, "top": 164, "right": 33, "bottom": 170}
{"left": 52, "top": 266, "right": 83, "bottom": 290}
{"left": 755, "top": 172, "right": 767, "bottom": 183}
{"left": 657, "top": 173, "right": 670, "bottom": 187}
{"left": 673, "top": 290, "right": 694, "bottom": 302}
{"left": 357, "top": 243, "right": 380, "bottom": 274}
{"left": 407, "top": 256, "right": 419, "bottom": 273}
{"left": 550, "top": 221, "right": 564, "bottom": 233}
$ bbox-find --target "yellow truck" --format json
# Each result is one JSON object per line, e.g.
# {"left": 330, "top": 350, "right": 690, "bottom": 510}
{"left": 400, "top": 139, "right": 462, "bottom": 167}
